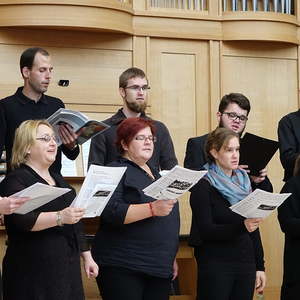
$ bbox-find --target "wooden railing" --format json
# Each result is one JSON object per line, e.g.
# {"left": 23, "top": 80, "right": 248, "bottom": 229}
{"left": 223, "top": 0, "right": 294, "bottom": 14}
{"left": 149, "top": 0, "right": 207, "bottom": 10}
{"left": 117, "top": 0, "right": 132, "bottom": 3}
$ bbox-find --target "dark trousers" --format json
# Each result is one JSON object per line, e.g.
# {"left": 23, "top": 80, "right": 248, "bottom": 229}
{"left": 96, "top": 266, "right": 171, "bottom": 300}
{"left": 281, "top": 281, "right": 300, "bottom": 300}
{"left": 196, "top": 260, "right": 256, "bottom": 300}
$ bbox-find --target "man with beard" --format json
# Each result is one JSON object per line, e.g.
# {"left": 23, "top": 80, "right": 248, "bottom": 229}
{"left": 88, "top": 67, "right": 177, "bottom": 171}
{"left": 0, "top": 47, "right": 79, "bottom": 175}
{"left": 184, "top": 93, "right": 272, "bottom": 190}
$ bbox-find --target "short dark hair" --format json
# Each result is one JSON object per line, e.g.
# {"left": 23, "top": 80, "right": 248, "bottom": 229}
{"left": 119, "top": 67, "right": 148, "bottom": 88}
{"left": 20, "top": 47, "right": 49, "bottom": 74}
{"left": 218, "top": 93, "right": 251, "bottom": 115}
{"left": 205, "top": 127, "right": 239, "bottom": 163}
{"left": 116, "top": 117, "right": 156, "bottom": 155}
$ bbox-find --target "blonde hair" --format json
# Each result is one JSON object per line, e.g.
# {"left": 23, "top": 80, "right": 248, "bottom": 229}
{"left": 11, "top": 120, "right": 53, "bottom": 169}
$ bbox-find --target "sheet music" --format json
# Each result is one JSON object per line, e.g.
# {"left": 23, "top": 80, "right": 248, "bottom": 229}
{"left": 13, "top": 183, "right": 71, "bottom": 214}
{"left": 143, "top": 165, "right": 206, "bottom": 200}
{"left": 72, "top": 164, "right": 126, "bottom": 217}
{"left": 230, "top": 189, "right": 291, "bottom": 218}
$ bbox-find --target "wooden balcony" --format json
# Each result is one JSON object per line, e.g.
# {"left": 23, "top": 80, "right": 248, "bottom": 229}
{"left": 0, "top": 0, "right": 298, "bottom": 43}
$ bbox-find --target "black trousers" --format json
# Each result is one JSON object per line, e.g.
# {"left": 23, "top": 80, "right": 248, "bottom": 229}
{"left": 195, "top": 259, "right": 256, "bottom": 300}
{"left": 96, "top": 266, "right": 171, "bottom": 300}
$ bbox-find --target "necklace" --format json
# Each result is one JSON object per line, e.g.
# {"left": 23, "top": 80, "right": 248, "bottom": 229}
{"left": 26, "top": 163, "right": 55, "bottom": 186}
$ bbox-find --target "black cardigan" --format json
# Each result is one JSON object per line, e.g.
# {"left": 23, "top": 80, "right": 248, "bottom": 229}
{"left": 189, "top": 178, "right": 265, "bottom": 271}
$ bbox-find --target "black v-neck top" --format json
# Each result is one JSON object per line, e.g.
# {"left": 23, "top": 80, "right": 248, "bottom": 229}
{"left": 0, "top": 164, "right": 88, "bottom": 251}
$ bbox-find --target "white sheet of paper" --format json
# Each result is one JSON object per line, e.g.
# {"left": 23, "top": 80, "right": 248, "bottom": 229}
{"left": 72, "top": 164, "right": 127, "bottom": 217}
{"left": 230, "top": 189, "right": 291, "bottom": 218}
{"left": 13, "top": 183, "right": 71, "bottom": 214}
{"left": 143, "top": 165, "right": 207, "bottom": 200}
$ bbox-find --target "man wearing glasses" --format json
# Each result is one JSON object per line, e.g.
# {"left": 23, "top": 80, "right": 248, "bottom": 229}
{"left": 184, "top": 93, "right": 272, "bottom": 190}
{"left": 88, "top": 67, "right": 178, "bottom": 172}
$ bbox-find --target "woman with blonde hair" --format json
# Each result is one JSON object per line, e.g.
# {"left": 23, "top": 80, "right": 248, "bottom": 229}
{"left": 0, "top": 119, "right": 98, "bottom": 300}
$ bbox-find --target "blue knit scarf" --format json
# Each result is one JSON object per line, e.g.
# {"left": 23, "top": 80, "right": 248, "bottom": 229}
{"left": 204, "top": 163, "right": 252, "bottom": 205}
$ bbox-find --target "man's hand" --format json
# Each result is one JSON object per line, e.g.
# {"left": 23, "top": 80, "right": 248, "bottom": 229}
{"left": 58, "top": 123, "right": 78, "bottom": 150}
{"left": 250, "top": 168, "right": 268, "bottom": 184}
{"left": 239, "top": 165, "right": 267, "bottom": 184}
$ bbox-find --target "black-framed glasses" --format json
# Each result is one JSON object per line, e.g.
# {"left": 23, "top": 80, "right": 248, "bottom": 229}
{"left": 135, "top": 135, "right": 157, "bottom": 142}
{"left": 222, "top": 112, "right": 248, "bottom": 123}
{"left": 125, "top": 85, "right": 150, "bottom": 92}
{"left": 36, "top": 135, "right": 59, "bottom": 143}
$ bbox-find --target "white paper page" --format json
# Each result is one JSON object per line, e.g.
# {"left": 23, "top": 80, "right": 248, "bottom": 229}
{"left": 143, "top": 165, "right": 207, "bottom": 200}
{"left": 84, "top": 183, "right": 115, "bottom": 217}
{"left": 13, "top": 183, "right": 71, "bottom": 214}
{"left": 82, "top": 140, "right": 91, "bottom": 176}
{"left": 230, "top": 189, "right": 291, "bottom": 218}
{"left": 61, "top": 153, "right": 78, "bottom": 176}
{"left": 72, "top": 164, "right": 127, "bottom": 217}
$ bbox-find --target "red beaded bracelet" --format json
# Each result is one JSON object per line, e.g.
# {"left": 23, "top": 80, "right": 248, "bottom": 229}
{"left": 149, "top": 202, "right": 155, "bottom": 217}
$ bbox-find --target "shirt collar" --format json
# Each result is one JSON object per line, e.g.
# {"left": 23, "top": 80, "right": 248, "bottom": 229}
{"left": 110, "top": 108, "right": 149, "bottom": 125}
{"left": 16, "top": 87, "right": 48, "bottom": 105}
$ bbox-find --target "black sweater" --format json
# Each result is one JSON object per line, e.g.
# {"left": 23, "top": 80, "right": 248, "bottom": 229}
{"left": 189, "top": 178, "right": 265, "bottom": 270}
{"left": 91, "top": 158, "right": 180, "bottom": 278}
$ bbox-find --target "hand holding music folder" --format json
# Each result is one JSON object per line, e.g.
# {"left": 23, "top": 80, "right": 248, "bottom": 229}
{"left": 239, "top": 133, "right": 279, "bottom": 176}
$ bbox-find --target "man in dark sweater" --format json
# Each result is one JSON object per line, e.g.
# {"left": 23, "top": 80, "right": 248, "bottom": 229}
{"left": 278, "top": 110, "right": 300, "bottom": 181}
{"left": 184, "top": 93, "right": 273, "bottom": 191}
{"left": 88, "top": 67, "right": 178, "bottom": 172}
{"left": 0, "top": 47, "right": 79, "bottom": 174}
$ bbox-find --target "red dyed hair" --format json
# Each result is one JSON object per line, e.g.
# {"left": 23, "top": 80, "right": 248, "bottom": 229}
{"left": 116, "top": 117, "right": 156, "bottom": 154}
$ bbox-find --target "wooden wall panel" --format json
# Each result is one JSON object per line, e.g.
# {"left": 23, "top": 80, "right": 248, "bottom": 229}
{"left": 48, "top": 47, "right": 132, "bottom": 105}
{"left": 221, "top": 41, "right": 299, "bottom": 299}
{"left": 0, "top": 28, "right": 133, "bottom": 105}
{"left": 149, "top": 38, "right": 209, "bottom": 235}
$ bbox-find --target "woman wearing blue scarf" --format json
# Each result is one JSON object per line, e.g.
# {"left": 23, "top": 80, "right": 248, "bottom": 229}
{"left": 189, "top": 127, "right": 266, "bottom": 300}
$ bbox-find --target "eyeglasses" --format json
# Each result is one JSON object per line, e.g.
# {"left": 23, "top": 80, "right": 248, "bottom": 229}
{"left": 222, "top": 112, "right": 248, "bottom": 123}
{"left": 125, "top": 85, "right": 151, "bottom": 92}
{"left": 36, "top": 135, "right": 59, "bottom": 143}
{"left": 135, "top": 135, "right": 157, "bottom": 142}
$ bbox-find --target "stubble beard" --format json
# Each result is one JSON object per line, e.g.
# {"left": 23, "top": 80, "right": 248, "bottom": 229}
{"left": 29, "top": 80, "right": 48, "bottom": 95}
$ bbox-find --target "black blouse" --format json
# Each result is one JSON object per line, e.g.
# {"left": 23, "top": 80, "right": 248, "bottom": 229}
{"left": 92, "top": 158, "right": 180, "bottom": 278}
{"left": 0, "top": 164, "right": 88, "bottom": 252}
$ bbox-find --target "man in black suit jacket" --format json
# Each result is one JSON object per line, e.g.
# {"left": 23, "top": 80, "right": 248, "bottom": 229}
{"left": 184, "top": 93, "right": 272, "bottom": 190}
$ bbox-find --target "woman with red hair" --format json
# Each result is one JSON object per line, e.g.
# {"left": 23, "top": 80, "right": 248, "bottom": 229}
{"left": 92, "top": 117, "right": 180, "bottom": 300}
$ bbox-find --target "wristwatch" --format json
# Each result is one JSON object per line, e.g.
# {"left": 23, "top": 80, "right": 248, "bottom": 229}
{"left": 56, "top": 211, "right": 63, "bottom": 226}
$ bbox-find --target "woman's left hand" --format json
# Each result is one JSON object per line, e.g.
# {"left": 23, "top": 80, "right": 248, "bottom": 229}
{"left": 81, "top": 251, "right": 99, "bottom": 278}
{"left": 255, "top": 271, "right": 266, "bottom": 293}
{"left": 172, "top": 259, "right": 178, "bottom": 280}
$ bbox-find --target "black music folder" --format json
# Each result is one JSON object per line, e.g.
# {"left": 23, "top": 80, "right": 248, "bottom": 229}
{"left": 239, "top": 132, "right": 279, "bottom": 176}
